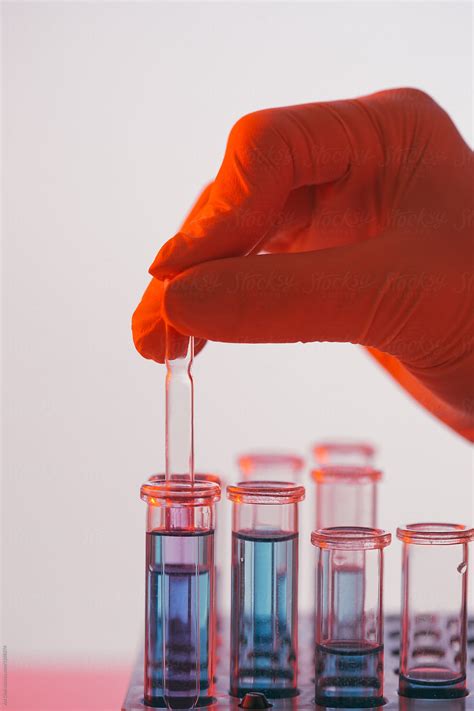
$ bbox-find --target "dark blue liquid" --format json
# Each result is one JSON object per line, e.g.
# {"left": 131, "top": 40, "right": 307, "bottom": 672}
{"left": 398, "top": 614, "right": 467, "bottom": 699}
{"left": 145, "top": 530, "right": 214, "bottom": 708}
{"left": 398, "top": 668, "right": 467, "bottom": 699}
{"left": 230, "top": 530, "right": 298, "bottom": 698}
{"left": 315, "top": 641, "right": 384, "bottom": 707}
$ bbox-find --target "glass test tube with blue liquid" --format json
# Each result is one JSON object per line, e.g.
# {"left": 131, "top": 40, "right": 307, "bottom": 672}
{"left": 227, "top": 481, "right": 305, "bottom": 698}
{"left": 397, "top": 523, "right": 474, "bottom": 699}
{"left": 147, "top": 473, "right": 224, "bottom": 645}
{"left": 141, "top": 476, "right": 221, "bottom": 708}
{"left": 311, "top": 527, "right": 391, "bottom": 707}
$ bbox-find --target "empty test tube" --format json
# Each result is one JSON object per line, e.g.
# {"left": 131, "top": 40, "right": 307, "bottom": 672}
{"left": 312, "top": 466, "right": 382, "bottom": 529}
{"left": 397, "top": 523, "right": 474, "bottom": 699}
{"left": 237, "top": 453, "right": 304, "bottom": 482}
{"left": 141, "top": 476, "right": 220, "bottom": 708}
{"left": 311, "top": 527, "right": 391, "bottom": 707}
{"left": 313, "top": 440, "right": 376, "bottom": 467}
{"left": 311, "top": 467, "right": 382, "bottom": 657}
{"left": 227, "top": 481, "right": 305, "bottom": 698}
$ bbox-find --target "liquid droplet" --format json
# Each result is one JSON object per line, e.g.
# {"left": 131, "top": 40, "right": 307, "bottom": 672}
{"left": 457, "top": 561, "right": 467, "bottom": 574}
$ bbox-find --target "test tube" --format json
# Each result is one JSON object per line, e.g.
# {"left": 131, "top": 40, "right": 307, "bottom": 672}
{"left": 312, "top": 466, "right": 381, "bottom": 529}
{"left": 313, "top": 440, "right": 376, "bottom": 467}
{"left": 147, "top": 473, "right": 225, "bottom": 640}
{"left": 227, "top": 481, "right": 305, "bottom": 698}
{"left": 237, "top": 452, "right": 304, "bottom": 482}
{"left": 141, "top": 475, "right": 220, "bottom": 708}
{"left": 311, "top": 466, "right": 382, "bottom": 665}
{"left": 311, "top": 527, "right": 391, "bottom": 707}
{"left": 397, "top": 523, "right": 474, "bottom": 699}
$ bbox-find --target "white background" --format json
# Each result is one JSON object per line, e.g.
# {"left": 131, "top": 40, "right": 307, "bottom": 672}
{"left": 3, "top": 1, "right": 473, "bottom": 664}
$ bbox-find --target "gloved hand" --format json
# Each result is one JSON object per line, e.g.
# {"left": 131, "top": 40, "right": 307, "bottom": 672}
{"left": 132, "top": 88, "right": 474, "bottom": 441}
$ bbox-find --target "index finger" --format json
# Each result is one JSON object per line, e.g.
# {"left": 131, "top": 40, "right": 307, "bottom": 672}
{"left": 149, "top": 103, "right": 350, "bottom": 280}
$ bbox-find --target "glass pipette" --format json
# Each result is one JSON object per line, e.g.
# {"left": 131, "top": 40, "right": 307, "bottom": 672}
{"left": 165, "top": 316, "right": 195, "bottom": 483}
{"left": 159, "top": 307, "right": 200, "bottom": 709}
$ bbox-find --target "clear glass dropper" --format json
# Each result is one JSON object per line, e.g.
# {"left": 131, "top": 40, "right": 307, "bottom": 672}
{"left": 158, "top": 289, "right": 200, "bottom": 709}
{"left": 164, "top": 315, "right": 195, "bottom": 483}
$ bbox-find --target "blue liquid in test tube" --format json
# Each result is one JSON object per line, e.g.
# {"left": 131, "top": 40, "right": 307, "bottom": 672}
{"left": 312, "top": 527, "right": 391, "bottom": 708}
{"left": 145, "top": 531, "right": 214, "bottom": 706}
{"left": 141, "top": 476, "right": 220, "bottom": 709}
{"left": 231, "top": 531, "right": 298, "bottom": 695}
{"left": 227, "top": 481, "right": 305, "bottom": 699}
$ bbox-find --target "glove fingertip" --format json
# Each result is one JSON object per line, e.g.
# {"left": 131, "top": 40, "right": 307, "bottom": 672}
{"left": 131, "top": 311, "right": 167, "bottom": 363}
{"left": 148, "top": 263, "right": 176, "bottom": 280}
{"left": 149, "top": 233, "right": 190, "bottom": 279}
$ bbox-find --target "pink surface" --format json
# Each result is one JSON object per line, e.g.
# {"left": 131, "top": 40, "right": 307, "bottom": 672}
{"left": 6, "top": 664, "right": 132, "bottom": 710}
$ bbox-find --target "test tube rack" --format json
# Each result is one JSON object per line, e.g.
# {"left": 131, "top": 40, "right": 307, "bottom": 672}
{"left": 122, "top": 614, "right": 474, "bottom": 710}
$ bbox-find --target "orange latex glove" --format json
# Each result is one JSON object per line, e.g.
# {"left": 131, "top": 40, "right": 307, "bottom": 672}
{"left": 132, "top": 88, "right": 474, "bottom": 441}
